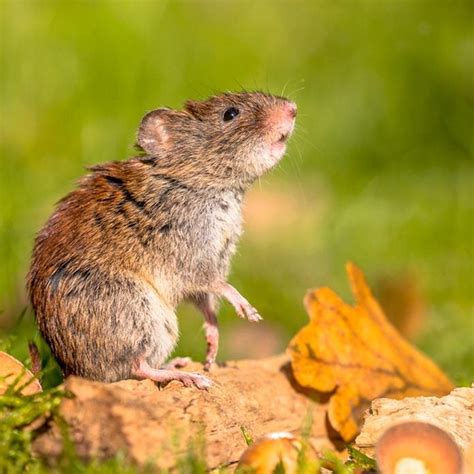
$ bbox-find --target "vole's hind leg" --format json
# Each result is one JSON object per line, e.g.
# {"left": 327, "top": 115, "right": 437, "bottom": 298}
{"left": 214, "top": 282, "right": 263, "bottom": 322}
{"left": 193, "top": 293, "right": 219, "bottom": 371}
{"left": 133, "top": 358, "right": 211, "bottom": 390}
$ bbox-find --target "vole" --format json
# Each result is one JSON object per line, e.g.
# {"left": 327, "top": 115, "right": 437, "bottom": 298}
{"left": 27, "top": 91, "right": 297, "bottom": 389}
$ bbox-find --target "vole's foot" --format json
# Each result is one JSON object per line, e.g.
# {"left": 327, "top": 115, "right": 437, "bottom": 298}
{"left": 172, "top": 371, "right": 212, "bottom": 389}
{"left": 161, "top": 357, "right": 192, "bottom": 370}
{"left": 237, "top": 303, "right": 262, "bottom": 322}
{"left": 215, "top": 282, "right": 263, "bottom": 322}
{"left": 134, "top": 358, "right": 212, "bottom": 390}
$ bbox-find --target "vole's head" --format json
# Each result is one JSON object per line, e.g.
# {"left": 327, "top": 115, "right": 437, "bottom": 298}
{"left": 137, "top": 91, "right": 296, "bottom": 186}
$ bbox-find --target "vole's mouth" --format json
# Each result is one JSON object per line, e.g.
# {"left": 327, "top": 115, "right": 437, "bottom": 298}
{"left": 278, "top": 132, "right": 290, "bottom": 143}
{"left": 278, "top": 132, "right": 289, "bottom": 143}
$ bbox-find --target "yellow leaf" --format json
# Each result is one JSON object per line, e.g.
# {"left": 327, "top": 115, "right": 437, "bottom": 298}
{"left": 0, "top": 351, "right": 42, "bottom": 395}
{"left": 288, "top": 262, "right": 453, "bottom": 442}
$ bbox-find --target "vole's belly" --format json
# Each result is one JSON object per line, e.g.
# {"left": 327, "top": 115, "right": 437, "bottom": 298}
{"left": 166, "top": 194, "right": 243, "bottom": 293}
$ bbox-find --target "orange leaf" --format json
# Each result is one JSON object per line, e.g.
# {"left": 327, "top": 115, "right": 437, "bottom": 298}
{"left": 0, "top": 351, "right": 42, "bottom": 395}
{"left": 288, "top": 262, "right": 453, "bottom": 442}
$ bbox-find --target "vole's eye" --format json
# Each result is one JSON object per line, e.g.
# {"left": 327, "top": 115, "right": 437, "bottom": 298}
{"left": 223, "top": 107, "right": 239, "bottom": 122}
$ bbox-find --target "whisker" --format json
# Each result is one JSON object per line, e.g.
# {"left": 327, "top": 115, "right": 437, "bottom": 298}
{"left": 281, "top": 79, "right": 291, "bottom": 97}
{"left": 286, "top": 85, "right": 306, "bottom": 98}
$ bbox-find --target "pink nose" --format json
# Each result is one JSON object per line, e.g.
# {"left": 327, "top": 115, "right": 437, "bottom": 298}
{"left": 286, "top": 101, "right": 297, "bottom": 119}
{"left": 267, "top": 100, "right": 297, "bottom": 138}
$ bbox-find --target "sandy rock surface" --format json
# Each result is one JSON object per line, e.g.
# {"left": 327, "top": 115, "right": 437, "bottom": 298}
{"left": 33, "top": 355, "right": 333, "bottom": 469}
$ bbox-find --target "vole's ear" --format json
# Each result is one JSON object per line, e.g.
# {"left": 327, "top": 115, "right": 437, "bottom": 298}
{"left": 137, "top": 108, "right": 173, "bottom": 155}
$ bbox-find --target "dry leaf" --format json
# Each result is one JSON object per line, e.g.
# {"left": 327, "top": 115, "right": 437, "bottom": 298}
{"left": 237, "top": 432, "right": 318, "bottom": 474}
{"left": 0, "top": 351, "right": 42, "bottom": 395}
{"left": 288, "top": 262, "right": 453, "bottom": 442}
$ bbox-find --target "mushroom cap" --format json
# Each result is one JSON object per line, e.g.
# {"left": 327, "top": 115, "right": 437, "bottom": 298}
{"left": 237, "top": 432, "right": 317, "bottom": 474}
{"left": 0, "top": 351, "right": 42, "bottom": 395}
{"left": 376, "top": 421, "right": 463, "bottom": 474}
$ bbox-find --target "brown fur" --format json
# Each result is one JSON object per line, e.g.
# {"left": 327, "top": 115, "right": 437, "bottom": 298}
{"left": 27, "top": 92, "right": 295, "bottom": 382}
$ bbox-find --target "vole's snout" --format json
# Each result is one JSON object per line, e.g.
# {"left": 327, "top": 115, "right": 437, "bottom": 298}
{"left": 286, "top": 101, "right": 297, "bottom": 119}
{"left": 279, "top": 100, "right": 297, "bottom": 124}
{"left": 265, "top": 100, "right": 297, "bottom": 159}
{"left": 268, "top": 101, "right": 296, "bottom": 138}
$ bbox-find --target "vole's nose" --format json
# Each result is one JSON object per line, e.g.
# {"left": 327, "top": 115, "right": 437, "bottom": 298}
{"left": 266, "top": 100, "right": 297, "bottom": 142}
{"left": 286, "top": 101, "right": 297, "bottom": 119}
{"left": 273, "top": 100, "right": 297, "bottom": 124}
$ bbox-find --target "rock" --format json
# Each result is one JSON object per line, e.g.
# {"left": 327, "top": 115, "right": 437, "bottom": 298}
{"left": 33, "top": 355, "right": 333, "bottom": 469}
{"left": 355, "top": 385, "right": 473, "bottom": 458}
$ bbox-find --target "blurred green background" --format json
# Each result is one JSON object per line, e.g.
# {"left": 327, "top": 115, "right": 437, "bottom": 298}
{"left": 0, "top": 0, "right": 472, "bottom": 384}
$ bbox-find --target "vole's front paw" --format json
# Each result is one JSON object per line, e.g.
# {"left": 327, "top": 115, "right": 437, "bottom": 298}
{"left": 238, "top": 303, "right": 263, "bottom": 322}
{"left": 215, "top": 282, "right": 263, "bottom": 323}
